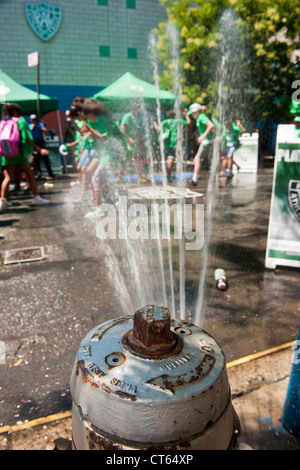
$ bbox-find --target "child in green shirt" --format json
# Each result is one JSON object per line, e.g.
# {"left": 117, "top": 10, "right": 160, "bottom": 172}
{"left": 222, "top": 119, "right": 246, "bottom": 174}
{"left": 161, "top": 110, "right": 188, "bottom": 182}
{"left": 120, "top": 103, "right": 146, "bottom": 183}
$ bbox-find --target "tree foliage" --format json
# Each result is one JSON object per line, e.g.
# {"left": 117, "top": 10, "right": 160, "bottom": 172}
{"left": 155, "top": 0, "right": 300, "bottom": 123}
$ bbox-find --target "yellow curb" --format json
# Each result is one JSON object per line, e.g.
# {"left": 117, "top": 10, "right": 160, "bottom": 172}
{"left": 226, "top": 341, "right": 295, "bottom": 369}
{"left": 0, "top": 341, "right": 295, "bottom": 436}
{"left": 0, "top": 410, "right": 72, "bottom": 435}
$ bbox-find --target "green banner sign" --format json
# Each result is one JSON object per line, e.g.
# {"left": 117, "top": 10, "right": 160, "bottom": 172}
{"left": 265, "top": 125, "right": 300, "bottom": 269}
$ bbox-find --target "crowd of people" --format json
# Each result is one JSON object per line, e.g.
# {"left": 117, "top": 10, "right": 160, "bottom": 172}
{"left": 61, "top": 97, "right": 247, "bottom": 204}
{"left": 0, "top": 96, "right": 248, "bottom": 212}
{"left": 156, "top": 102, "right": 246, "bottom": 185}
{"left": 0, "top": 103, "right": 51, "bottom": 210}
{"left": 63, "top": 97, "right": 148, "bottom": 208}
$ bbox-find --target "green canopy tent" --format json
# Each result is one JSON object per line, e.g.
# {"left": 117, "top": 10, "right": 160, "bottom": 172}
{"left": 92, "top": 72, "right": 177, "bottom": 111}
{"left": 0, "top": 69, "right": 58, "bottom": 115}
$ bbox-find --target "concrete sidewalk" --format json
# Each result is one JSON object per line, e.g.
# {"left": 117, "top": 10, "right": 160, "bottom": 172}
{"left": 228, "top": 342, "right": 300, "bottom": 450}
{"left": 1, "top": 341, "right": 299, "bottom": 450}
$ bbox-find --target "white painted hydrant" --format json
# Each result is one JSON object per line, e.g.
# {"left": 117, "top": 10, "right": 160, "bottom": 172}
{"left": 70, "top": 305, "right": 239, "bottom": 450}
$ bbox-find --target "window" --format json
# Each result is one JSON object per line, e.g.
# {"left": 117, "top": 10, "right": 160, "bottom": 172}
{"left": 99, "top": 45, "right": 110, "bottom": 57}
{"left": 126, "top": 0, "right": 136, "bottom": 9}
{"left": 98, "top": 0, "right": 108, "bottom": 5}
{"left": 128, "top": 48, "right": 137, "bottom": 59}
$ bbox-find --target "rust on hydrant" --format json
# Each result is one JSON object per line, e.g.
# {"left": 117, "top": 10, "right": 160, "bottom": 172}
{"left": 122, "top": 305, "right": 183, "bottom": 358}
{"left": 133, "top": 305, "right": 171, "bottom": 348}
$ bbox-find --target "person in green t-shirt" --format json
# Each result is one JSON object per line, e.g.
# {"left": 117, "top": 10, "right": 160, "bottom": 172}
{"left": 68, "top": 96, "right": 86, "bottom": 167}
{"left": 161, "top": 110, "right": 188, "bottom": 183}
{"left": 0, "top": 102, "right": 49, "bottom": 210}
{"left": 186, "top": 103, "right": 215, "bottom": 186}
{"left": 65, "top": 104, "right": 87, "bottom": 188}
{"left": 71, "top": 98, "right": 110, "bottom": 202}
{"left": 61, "top": 117, "right": 77, "bottom": 173}
{"left": 222, "top": 118, "right": 246, "bottom": 174}
{"left": 120, "top": 103, "right": 146, "bottom": 183}
{"left": 83, "top": 99, "right": 128, "bottom": 209}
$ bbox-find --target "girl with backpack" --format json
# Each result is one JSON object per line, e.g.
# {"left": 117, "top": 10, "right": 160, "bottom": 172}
{"left": 0, "top": 102, "right": 49, "bottom": 210}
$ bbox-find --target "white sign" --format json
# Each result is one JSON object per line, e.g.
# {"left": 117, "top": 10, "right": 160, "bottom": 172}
{"left": 28, "top": 51, "right": 39, "bottom": 67}
{"left": 232, "top": 132, "right": 259, "bottom": 173}
{"left": 265, "top": 125, "right": 300, "bottom": 269}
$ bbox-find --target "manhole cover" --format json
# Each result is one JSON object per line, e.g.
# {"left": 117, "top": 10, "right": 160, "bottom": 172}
{"left": 3, "top": 246, "right": 45, "bottom": 265}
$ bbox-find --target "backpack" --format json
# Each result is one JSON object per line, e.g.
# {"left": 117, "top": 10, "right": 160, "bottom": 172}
{"left": 0, "top": 117, "right": 21, "bottom": 158}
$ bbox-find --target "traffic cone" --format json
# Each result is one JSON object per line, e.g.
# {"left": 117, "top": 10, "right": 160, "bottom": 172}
{"left": 281, "top": 326, "right": 300, "bottom": 437}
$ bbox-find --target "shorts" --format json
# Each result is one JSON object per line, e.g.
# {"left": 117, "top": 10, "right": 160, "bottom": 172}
{"left": 225, "top": 143, "right": 238, "bottom": 158}
{"left": 194, "top": 139, "right": 215, "bottom": 160}
{"left": 165, "top": 147, "right": 175, "bottom": 160}
{"left": 78, "top": 147, "right": 98, "bottom": 169}
{"left": 1, "top": 154, "right": 29, "bottom": 167}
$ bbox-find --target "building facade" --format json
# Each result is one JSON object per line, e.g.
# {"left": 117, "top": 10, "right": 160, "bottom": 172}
{"left": 0, "top": 0, "right": 167, "bottom": 110}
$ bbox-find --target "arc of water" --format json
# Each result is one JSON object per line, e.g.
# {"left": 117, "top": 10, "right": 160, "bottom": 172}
{"left": 194, "top": 10, "right": 246, "bottom": 326}
{"left": 150, "top": 32, "right": 176, "bottom": 318}
{"left": 167, "top": 23, "right": 186, "bottom": 321}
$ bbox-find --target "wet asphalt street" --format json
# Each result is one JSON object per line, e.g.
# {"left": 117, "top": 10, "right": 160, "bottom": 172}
{"left": 0, "top": 167, "right": 299, "bottom": 427}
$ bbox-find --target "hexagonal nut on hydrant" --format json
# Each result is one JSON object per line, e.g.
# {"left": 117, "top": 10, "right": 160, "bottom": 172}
{"left": 133, "top": 305, "right": 171, "bottom": 348}
{"left": 123, "top": 305, "right": 182, "bottom": 358}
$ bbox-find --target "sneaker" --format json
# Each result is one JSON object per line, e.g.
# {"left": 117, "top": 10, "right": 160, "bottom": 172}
{"left": 167, "top": 175, "right": 176, "bottom": 183}
{"left": 0, "top": 198, "right": 11, "bottom": 210}
{"left": 84, "top": 207, "right": 102, "bottom": 220}
{"left": 188, "top": 178, "right": 198, "bottom": 187}
{"left": 223, "top": 169, "right": 232, "bottom": 177}
{"left": 33, "top": 195, "right": 50, "bottom": 205}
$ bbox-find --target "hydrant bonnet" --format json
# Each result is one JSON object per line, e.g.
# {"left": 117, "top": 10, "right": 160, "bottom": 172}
{"left": 70, "top": 305, "right": 238, "bottom": 450}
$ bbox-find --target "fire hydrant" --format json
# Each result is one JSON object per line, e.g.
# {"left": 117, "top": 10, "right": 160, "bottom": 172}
{"left": 70, "top": 305, "right": 239, "bottom": 450}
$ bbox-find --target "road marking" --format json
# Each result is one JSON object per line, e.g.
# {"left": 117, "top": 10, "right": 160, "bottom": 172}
{"left": 226, "top": 341, "right": 295, "bottom": 369}
{"left": 0, "top": 410, "right": 71, "bottom": 435}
